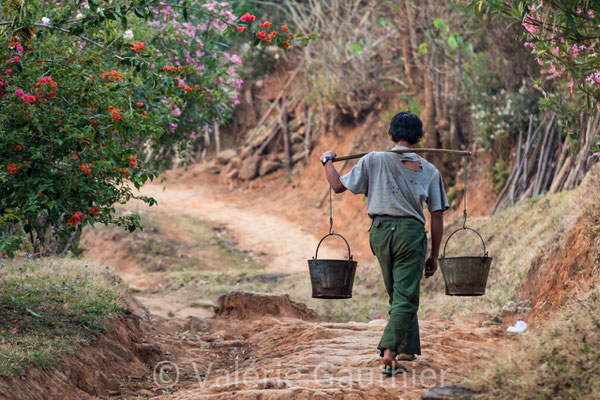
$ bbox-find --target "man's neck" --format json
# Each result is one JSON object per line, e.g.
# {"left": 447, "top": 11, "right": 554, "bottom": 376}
{"left": 394, "top": 141, "right": 413, "bottom": 148}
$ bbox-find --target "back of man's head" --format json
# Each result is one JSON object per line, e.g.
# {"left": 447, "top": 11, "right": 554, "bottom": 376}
{"left": 388, "top": 112, "right": 423, "bottom": 145}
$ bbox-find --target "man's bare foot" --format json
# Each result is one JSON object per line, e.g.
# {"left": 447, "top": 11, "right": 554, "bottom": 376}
{"left": 382, "top": 349, "right": 403, "bottom": 368}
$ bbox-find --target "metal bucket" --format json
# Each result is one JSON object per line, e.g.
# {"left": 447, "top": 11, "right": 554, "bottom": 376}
{"left": 308, "top": 233, "right": 357, "bottom": 299}
{"left": 438, "top": 227, "right": 492, "bottom": 296}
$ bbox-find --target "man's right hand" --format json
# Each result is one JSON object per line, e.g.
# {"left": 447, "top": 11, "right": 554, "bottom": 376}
{"left": 320, "top": 151, "right": 337, "bottom": 163}
{"left": 424, "top": 257, "right": 438, "bottom": 278}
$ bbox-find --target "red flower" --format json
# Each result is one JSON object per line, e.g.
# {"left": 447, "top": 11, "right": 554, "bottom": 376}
{"left": 13, "top": 144, "right": 22, "bottom": 152}
{"left": 236, "top": 26, "right": 245, "bottom": 33}
{"left": 137, "top": 102, "right": 144, "bottom": 107}
{"left": 79, "top": 163, "right": 92, "bottom": 174}
{"left": 260, "top": 21, "right": 272, "bottom": 28}
{"left": 102, "top": 70, "right": 123, "bottom": 81}
{"left": 130, "top": 42, "right": 146, "bottom": 53}
{"left": 130, "top": 156, "right": 138, "bottom": 167}
{"left": 185, "top": 86, "right": 192, "bottom": 92}
{"left": 281, "top": 25, "right": 288, "bottom": 32}
{"left": 88, "top": 206, "right": 100, "bottom": 217}
{"left": 240, "top": 13, "right": 256, "bottom": 22}
{"left": 67, "top": 211, "right": 84, "bottom": 227}
{"left": 111, "top": 109, "right": 122, "bottom": 121}
{"left": 6, "top": 164, "right": 19, "bottom": 174}
{"left": 257, "top": 31, "right": 267, "bottom": 40}
{"left": 178, "top": 81, "right": 185, "bottom": 88}
{"left": 79, "top": 164, "right": 92, "bottom": 175}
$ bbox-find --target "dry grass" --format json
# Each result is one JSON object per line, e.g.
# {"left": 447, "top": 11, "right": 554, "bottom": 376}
{"left": 466, "top": 287, "right": 600, "bottom": 399}
{"left": 272, "top": 0, "right": 403, "bottom": 118}
{"left": 0, "top": 258, "right": 127, "bottom": 375}
{"left": 419, "top": 165, "right": 599, "bottom": 320}
{"left": 419, "top": 188, "right": 582, "bottom": 319}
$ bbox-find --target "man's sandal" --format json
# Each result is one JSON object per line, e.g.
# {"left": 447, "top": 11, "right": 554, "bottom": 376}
{"left": 381, "top": 363, "right": 407, "bottom": 376}
{"left": 381, "top": 355, "right": 407, "bottom": 376}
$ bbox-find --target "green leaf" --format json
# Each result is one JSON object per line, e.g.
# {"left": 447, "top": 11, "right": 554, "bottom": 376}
{"left": 27, "top": 308, "right": 42, "bottom": 318}
{"left": 347, "top": 43, "right": 363, "bottom": 54}
{"left": 447, "top": 35, "right": 458, "bottom": 51}
{"left": 433, "top": 18, "right": 446, "bottom": 30}
{"left": 134, "top": 8, "right": 145, "bottom": 19}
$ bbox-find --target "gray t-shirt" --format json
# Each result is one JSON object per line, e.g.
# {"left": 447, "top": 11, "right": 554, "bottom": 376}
{"left": 340, "top": 146, "right": 449, "bottom": 225}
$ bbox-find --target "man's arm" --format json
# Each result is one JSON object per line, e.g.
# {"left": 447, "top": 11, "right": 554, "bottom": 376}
{"left": 321, "top": 151, "right": 347, "bottom": 193}
{"left": 424, "top": 210, "right": 443, "bottom": 278}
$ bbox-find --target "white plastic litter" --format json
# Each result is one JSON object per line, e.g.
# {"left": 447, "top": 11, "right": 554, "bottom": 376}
{"left": 507, "top": 320, "right": 527, "bottom": 333}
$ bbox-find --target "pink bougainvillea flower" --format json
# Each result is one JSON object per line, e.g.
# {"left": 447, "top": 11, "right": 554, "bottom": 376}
{"left": 236, "top": 26, "right": 245, "bottom": 32}
{"left": 15, "top": 89, "right": 24, "bottom": 97}
{"left": 16, "top": 44, "right": 23, "bottom": 52}
{"left": 6, "top": 69, "right": 12, "bottom": 75}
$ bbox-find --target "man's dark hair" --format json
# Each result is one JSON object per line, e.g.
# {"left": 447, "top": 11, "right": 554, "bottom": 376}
{"left": 388, "top": 112, "right": 423, "bottom": 144}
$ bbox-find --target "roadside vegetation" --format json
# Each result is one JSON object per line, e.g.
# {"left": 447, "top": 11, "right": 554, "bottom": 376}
{"left": 0, "top": 258, "right": 127, "bottom": 376}
{"left": 468, "top": 287, "right": 600, "bottom": 399}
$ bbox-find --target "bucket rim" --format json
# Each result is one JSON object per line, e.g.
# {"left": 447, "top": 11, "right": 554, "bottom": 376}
{"left": 439, "top": 256, "right": 493, "bottom": 261}
{"left": 308, "top": 258, "right": 358, "bottom": 262}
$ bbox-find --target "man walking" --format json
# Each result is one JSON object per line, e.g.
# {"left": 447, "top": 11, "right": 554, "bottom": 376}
{"left": 320, "top": 112, "right": 448, "bottom": 375}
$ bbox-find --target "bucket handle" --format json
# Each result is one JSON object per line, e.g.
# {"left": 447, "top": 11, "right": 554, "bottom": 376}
{"left": 441, "top": 227, "right": 488, "bottom": 259}
{"left": 313, "top": 232, "right": 353, "bottom": 260}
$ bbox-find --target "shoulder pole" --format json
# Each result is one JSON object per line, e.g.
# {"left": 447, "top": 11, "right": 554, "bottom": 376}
{"left": 332, "top": 148, "right": 472, "bottom": 162}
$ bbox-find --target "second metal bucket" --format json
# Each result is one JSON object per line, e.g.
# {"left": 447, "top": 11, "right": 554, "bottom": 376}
{"left": 438, "top": 227, "right": 492, "bottom": 296}
{"left": 308, "top": 233, "right": 357, "bottom": 299}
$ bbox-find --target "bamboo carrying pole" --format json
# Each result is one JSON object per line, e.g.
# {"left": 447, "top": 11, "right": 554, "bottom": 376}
{"left": 331, "top": 148, "right": 472, "bottom": 162}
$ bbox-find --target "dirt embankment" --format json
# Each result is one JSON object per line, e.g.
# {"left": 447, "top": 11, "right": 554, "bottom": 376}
{"left": 520, "top": 166, "right": 600, "bottom": 325}
{"left": 0, "top": 300, "right": 159, "bottom": 400}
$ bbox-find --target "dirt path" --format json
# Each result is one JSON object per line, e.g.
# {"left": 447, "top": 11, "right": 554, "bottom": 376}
{"left": 154, "top": 315, "right": 509, "bottom": 400}
{"left": 80, "top": 170, "right": 517, "bottom": 399}
{"left": 138, "top": 180, "right": 345, "bottom": 274}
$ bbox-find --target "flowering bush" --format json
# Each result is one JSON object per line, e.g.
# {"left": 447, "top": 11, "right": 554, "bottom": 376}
{"left": 0, "top": 1, "right": 308, "bottom": 256}
{"left": 467, "top": 0, "right": 600, "bottom": 154}
{"left": 468, "top": 1, "right": 600, "bottom": 101}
